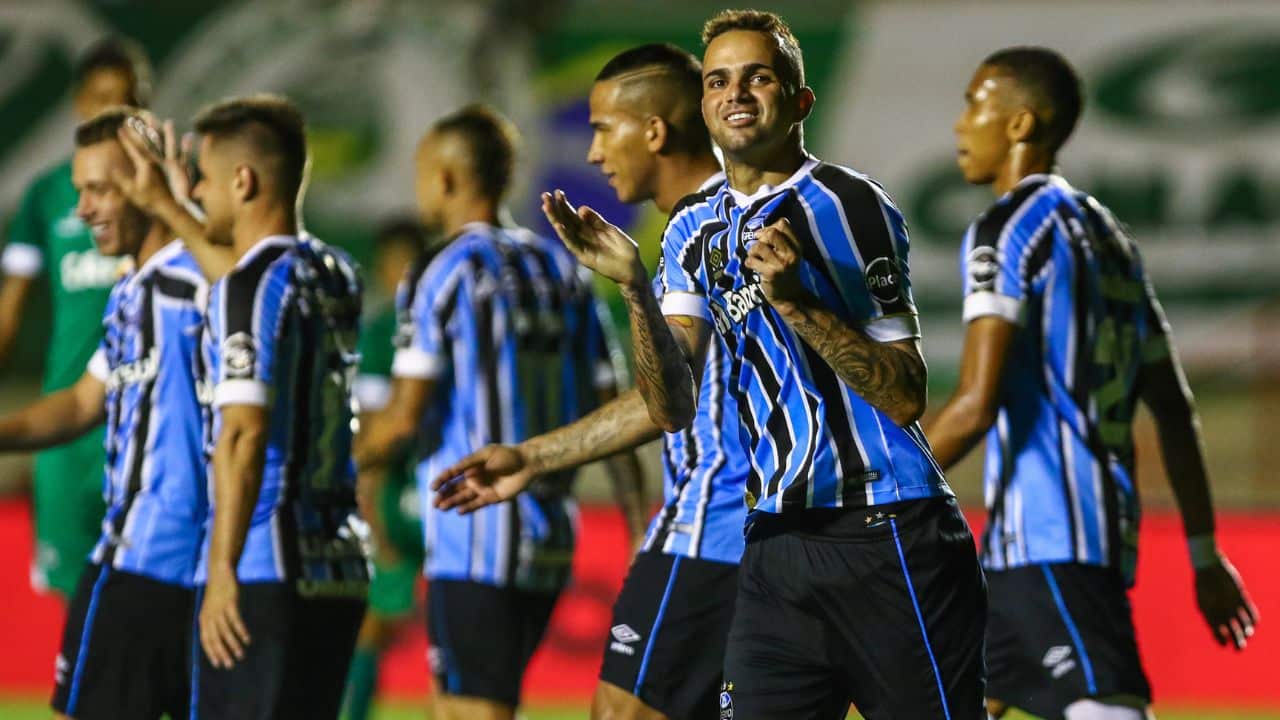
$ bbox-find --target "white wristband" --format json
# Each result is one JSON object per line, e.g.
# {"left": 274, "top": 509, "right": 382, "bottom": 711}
{"left": 1187, "top": 534, "right": 1218, "bottom": 570}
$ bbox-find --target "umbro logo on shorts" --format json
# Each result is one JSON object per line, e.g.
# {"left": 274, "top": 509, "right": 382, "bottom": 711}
{"left": 609, "top": 624, "right": 642, "bottom": 656}
{"left": 1042, "top": 644, "right": 1077, "bottom": 679}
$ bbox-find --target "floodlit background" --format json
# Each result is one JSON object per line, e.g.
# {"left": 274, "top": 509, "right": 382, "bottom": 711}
{"left": 0, "top": 1, "right": 1275, "bottom": 717}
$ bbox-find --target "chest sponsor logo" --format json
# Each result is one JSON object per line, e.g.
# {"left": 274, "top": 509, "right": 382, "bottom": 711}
{"left": 106, "top": 346, "right": 159, "bottom": 390}
{"left": 864, "top": 256, "right": 902, "bottom": 304}
{"left": 710, "top": 280, "right": 767, "bottom": 335}
{"left": 60, "top": 249, "right": 120, "bottom": 291}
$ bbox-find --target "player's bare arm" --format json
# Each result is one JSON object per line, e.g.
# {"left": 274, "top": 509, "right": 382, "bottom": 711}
{"left": 354, "top": 376, "right": 434, "bottom": 471}
{"left": 112, "top": 124, "right": 234, "bottom": 279}
{"left": 925, "top": 316, "right": 1018, "bottom": 469}
{"left": 597, "top": 386, "right": 650, "bottom": 546}
{"left": 433, "top": 387, "right": 662, "bottom": 514}
{"left": 748, "top": 218, "right": 927, "bottom": 427}
{"left": 1139, "top": 349, "right": 1258, "bottom": 650}
{"left": 201, "top": 403, "right": 268, "bottom": 670}
{"left": 0, "top": 370, "right": 106, "bottom": 451}
{"left": 542, "top": 189, "right": 703, "bottom": 431}
{"left": 0, "top": 275, "right": 36, "bottom": 369}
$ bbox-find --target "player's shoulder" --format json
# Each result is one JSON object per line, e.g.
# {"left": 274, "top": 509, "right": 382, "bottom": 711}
{"left": 969, "top": 174, "right": 1065, "bottom": 247}
{"left": 805, "top": 159, "right": 901, "bottom": 210}
{"left": 670, "top": 174, "right": 727, "bottom": 222}
{"left": 222, "top": 236, "right": 297, "bottom": 306}
{"left": 151, "top": 241, "right": 207, "bottom": 301}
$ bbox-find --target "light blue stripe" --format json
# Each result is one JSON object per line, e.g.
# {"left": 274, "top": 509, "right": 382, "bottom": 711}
{"left": 1040, "top": 564, "right": 1098, "bottom": 693}
{"left": 890, "top": 519, "right": 952, "bottom": 720}
{"left": 634, "top": 556, "right": 682, "bottom": 694}
{"left": 66, "top": 565, "right": 111, "bottom": 715}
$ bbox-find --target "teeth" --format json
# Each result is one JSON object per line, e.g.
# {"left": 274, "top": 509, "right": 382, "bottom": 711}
{"left": 91, "top": 223, "right": 108, "bottom": 237}
{"left": 728, "top": 112, "right": 754, "bottom": 122}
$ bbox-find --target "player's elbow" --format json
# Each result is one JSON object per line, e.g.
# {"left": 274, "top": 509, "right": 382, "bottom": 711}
{"left": 648, "top": 404, "right": 693, "bottom": 434}
{"left": 887, "top": 388, "right": 928, "bottom": 427}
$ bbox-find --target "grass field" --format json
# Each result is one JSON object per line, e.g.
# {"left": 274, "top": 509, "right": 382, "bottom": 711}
{"left": 2, "top": 696, "right": 1278, "bottom": 720}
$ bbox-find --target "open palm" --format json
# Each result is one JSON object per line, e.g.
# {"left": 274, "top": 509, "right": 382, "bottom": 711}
{"left": 541, "top": 190, "right": 644, "bottom": 286}
{"left": 431, "top": 444, "right": 536, "bottom": 514}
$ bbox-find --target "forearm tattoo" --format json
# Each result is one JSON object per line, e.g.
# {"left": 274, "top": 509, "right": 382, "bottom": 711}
{"left": 619, "top": 283, "right": 697, "bottom": 430}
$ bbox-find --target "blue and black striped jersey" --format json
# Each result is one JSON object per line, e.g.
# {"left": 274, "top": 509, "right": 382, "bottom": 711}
{"left": 961, "top": 174, "right": 1170, "bottom": 584}
{"left": 642, "top": 174, "right": 750, "bottom": 565}
{"left": 395, "top": 222, "right": 612, "bottom": 590}
{"left": 88, "top": 241, "right": 207, "bottom": 586}
{"left": 198, "top": 234, "right": 368, "bottom": 595}
{"left": 660, "top": 157, "right": 950, "bottom": 518}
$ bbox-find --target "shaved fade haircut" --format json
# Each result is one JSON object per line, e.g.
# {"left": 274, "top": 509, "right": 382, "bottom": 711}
{"left": 74, "top": 106, "right": 141, "bottom": 147}
{"left": 982, "top": 46, "right": 1084, "bottom": 152}
{"left": 193, "top": 93, "right": 307, "bottom": 201}
{"left": 74, "top": 36, "right": 153, "bottom": 108}
{"left": 430, "top": 104, "right": 520, "bottom": 201}
{"left": 595, "top": 43, "right": 711, "bottom": 154}
{"left": 702, "top": 9, "right": 805, "bottom": 92}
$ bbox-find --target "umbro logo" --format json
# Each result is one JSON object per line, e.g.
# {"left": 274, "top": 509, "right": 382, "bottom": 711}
{"left": 609, "top": 624, "right": 641, "bottom": 656}
{"left": 1042, "top": 645, "right": 1077, "bottom": 679}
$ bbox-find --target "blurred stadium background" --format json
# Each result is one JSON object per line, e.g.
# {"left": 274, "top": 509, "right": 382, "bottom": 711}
{"left": 0, "top": 0, "right": 1275, "bottom": 717}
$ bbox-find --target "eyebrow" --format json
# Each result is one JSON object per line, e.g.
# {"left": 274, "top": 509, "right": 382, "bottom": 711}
{"left": 703, "top": 62, "right": 775, "bottom": 80}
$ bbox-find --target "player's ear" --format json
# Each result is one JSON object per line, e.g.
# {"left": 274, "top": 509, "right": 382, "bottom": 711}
{"left": 1007, "top": 107, "right": 1037, "bottom": 144}
{"left": 232, "top": 164, "right": 257, "bottom": 202}
{"left": 794, "top": 86, "right": 816, "bottom": 123}
{"left": 645, "top": 116, "right": 669, "bottom": 153}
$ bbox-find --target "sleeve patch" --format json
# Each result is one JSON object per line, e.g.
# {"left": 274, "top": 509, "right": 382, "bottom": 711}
{"left": 864, "top": 256, "right": 903, "bottom": 304}
{"left": 966, "top": 245, "right": 1000, "bottom": 291}
{"left": 222, "top": 331, "right": 257, "bottom": 379}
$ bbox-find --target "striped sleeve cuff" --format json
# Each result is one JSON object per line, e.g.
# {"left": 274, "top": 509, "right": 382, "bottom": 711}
{"left": 660, "top": 292, "right": 710, "bottom": 321}
{"left": 86, "top": 349, "right": 109, "bottom": 383}
{"left": 864, "top": 313, "right": 921, "bottom": 343}
{"left": 391, "top": 348, "right": 445, "bottom": 379}
{"left": 963, "top": 291, "right": 1024, "bottom": 325}
{"left": 1, "top": 243, "right": 43, "bottom": 277}
{"left": 594, "top": 360, "right": 617, "bottom": 390}
{"left": 353, "top": 375, "right": 392, "bottom": 412}
{"left": 213, "top": 379, "right": 269, "bottom": 407}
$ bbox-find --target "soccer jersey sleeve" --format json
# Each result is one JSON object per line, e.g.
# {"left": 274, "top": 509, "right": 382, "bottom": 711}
{"left": 211, "top": 265, "right": 290, "bottom": 408}
{"left": 960, "top": 199, "right": 1049, "bottom": 326}
{"left": 1136, "top": 257, "right": 1173, "bottom": 365}
{"left": 391, "top": 253, "right": 456, "bottom": 380}
{"left": 658, "top": 207, "right": 710, "bottom": 321}
{"left": 86, "top": 345, "right": 109, "bottom": 383}
{"left": 1, "top": 179, "right": 48, "bottom": 278}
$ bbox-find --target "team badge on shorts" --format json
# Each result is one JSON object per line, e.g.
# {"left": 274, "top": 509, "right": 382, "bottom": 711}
{"left": 719, "top": 680, "right": 734, "bottom": 719}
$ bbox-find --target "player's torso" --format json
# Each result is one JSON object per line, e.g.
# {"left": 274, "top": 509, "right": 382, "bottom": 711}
{"left": 689, "top": 166, "right": 947, "bottom": 516}
{"left": 95, "top": 243, "right": 207, "bottom": 586}
{"left": 201, "top": 238, "right": 366, "bottom": 592}
{"left": 976, "top": 178, "right": 1152, "bottom": 577}
{"left": 35, "top": 164, "right": 121, "bottom": 391}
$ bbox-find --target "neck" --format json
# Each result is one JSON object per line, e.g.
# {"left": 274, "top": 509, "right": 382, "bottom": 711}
{"left": 723, "top": 133, "right": 807, "bottom": 196}
{"left": 993, "top": 143, "right": 1055, "bottom": 197}
{"left": 652, "top": 151, "right": 723, "bottom": 214}
{"left": 442, "top": 196, "right": 500, "bottom": 238}
{"left": 231, "top": 202, "right": 297, "bottom": 260}
{"left": 133, "top": 222, "right": 172, "bottom": 269}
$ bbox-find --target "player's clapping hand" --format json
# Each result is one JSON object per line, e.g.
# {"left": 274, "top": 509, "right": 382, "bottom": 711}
{"left": 199, "top": 566, "right": 251, "bottom": 669}
{"left": 431, "top": 444, "right": 535, "bottom": 514}
{"left": 745, "top": 218, "right": 807, "bottom": 309}
{"left": 159, "top": 118, "right": 198, "bottom": 207}
{"left": 541, "top": 190, "right": 645, "bottom": 287}
{"left": 1195, "top": 553, "right": 1259, "bottom": 650}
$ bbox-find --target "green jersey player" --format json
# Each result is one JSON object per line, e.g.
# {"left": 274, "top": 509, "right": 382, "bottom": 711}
{"left": 0, "top": 37, "right": 153, "bottom": 597}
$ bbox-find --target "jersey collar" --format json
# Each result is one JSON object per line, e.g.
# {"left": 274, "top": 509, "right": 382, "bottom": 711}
{"left": 124, "top": 238, "right": 185, "bottom": 288}
{"left": 237, "top": 234, "right": 298, "bottom": 268}
{"left": 725, "top": 154, "right": 818, "bottom": 206}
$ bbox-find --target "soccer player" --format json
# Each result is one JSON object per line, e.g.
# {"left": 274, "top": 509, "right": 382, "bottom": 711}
{"left": 0, "top": 107, "right": 207, "bottom": 720}
{"left": 180, "top": 95, "right": 368, "bottom": 720}
{"left": 434, "top": 44, "right": 747, "bottom": 720}
{"left": 343, "top": 218, "right": 432, "bottom": 720}
{"left": 0, "top": 37, "right": 153, "bottom": 598}
{"left": 927, "top": 47, "right": 1258, "bottom": 720}
{"left": 355, "top": 104, "right": 634, "bottom": 720}
{"left": 443, "top": 11, "right": 987, "bottom": 719}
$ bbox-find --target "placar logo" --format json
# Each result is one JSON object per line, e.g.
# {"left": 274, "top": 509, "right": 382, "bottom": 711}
{"left": 609, "top": 623, "right": 641, "bottom": 656}
{"left": 1042, "top": 644, "right": 1077, "bottom": 679}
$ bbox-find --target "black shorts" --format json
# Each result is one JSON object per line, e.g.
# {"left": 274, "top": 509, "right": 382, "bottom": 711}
{"left": 51, "top": 562, "right": 194, "bottom": 720}
{"left": 426, "top": 579, "right": 562, "bottom": 707}
{"left": 722, "top": 496, "right": 988, "bottom": 720}
{"left": 598, "top": 551, "right": 738, "bottom": 719}
{"left": 193, "top": 581, "right": 366, "bottom": 720}
{"left": 986, "top": 562, "right": 1151, "bottom": 719}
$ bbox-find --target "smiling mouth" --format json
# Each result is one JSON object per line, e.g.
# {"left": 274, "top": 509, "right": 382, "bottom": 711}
{"left": 724, "top": 110, "right": 757, "bottom": 126}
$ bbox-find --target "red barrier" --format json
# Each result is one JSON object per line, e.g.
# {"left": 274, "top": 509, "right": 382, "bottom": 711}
{"left": 0, "top": 499, "right": 1274, "bottom": 708}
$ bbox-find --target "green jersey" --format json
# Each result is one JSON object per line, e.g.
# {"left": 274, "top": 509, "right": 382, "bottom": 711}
{"left": 2, "top": 160, "right": 121, "bottom": 392}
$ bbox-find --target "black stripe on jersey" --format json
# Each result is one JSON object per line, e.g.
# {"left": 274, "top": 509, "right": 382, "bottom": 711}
{"left": 154, "top": 270, "right": 199, "bottom": 302}
{"left": 970, "top": 178, "right": 1050, "bottom": 255}
{"left": 810, "top": 164, "right": 911, "bottom": 316}
{"left": 475, "top": 290, "right": 503, "bottom": 443}
{"left": 224, "top": 244, "right": 291, "bottom": 338}
{"left": 282, "top": 304, "right": 312, "bottom": 581}
{"left": 111, "top": 278, "right": 158, "bottom": 541}
{"left": 667, "top": 181, "right": 724, "bottom": 224}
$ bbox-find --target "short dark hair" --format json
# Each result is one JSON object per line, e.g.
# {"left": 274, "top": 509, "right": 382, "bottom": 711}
{"left": 431, "top": 104, "right": 520, "bottom": 201}
{"left": 74, "top": 36, "right": 153, "bottom": 108}
{"left": 595, "top": 43, "right": 709, "bottom": 153}
{"left": 74, "top": 106, "right": 140, "bottom": 147}
{"left": 374, "top": 216, "right": 426, "bottom": 253}
{"left": 193, "top": 94, "right": 307, "bottom": 199}
{"left": 701, "top": 9, "right": 805, "bottom": 91}
{"left": 982, "top": 46, "right": 1084, "bottom": 152}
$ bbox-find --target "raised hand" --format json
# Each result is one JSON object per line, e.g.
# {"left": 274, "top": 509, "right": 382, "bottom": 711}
{"left": 112, "top": 122, "right": 177, "bottom": 215}
{"left": 431, "top": 444, "right": 535, "bottom": 514}
{"left": 1195, "top": 554, "right": 1259, "bottom": 650}
{"left": 161, "top": 119, "right": 197, "bottom": 207}
{"left": 541, "top": 190, "right": 646, "bottom": 287}
{"left": 745, "top": 217, "right": 806, "bottom": 308}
